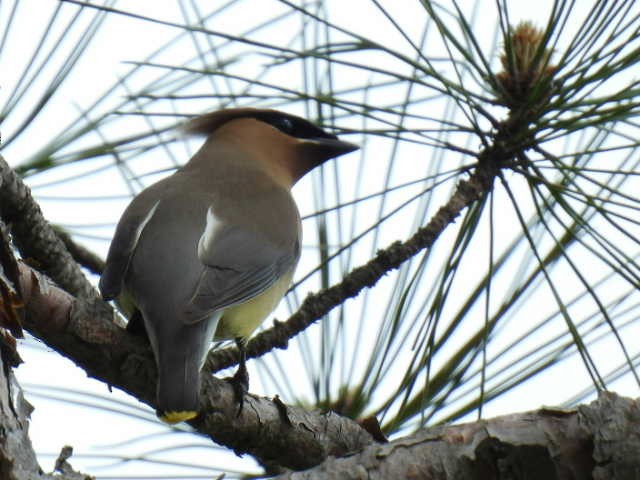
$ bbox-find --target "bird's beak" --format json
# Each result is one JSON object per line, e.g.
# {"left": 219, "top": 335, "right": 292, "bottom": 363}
{"left": 300, "top": 137, "right": 360, "bottom": 162}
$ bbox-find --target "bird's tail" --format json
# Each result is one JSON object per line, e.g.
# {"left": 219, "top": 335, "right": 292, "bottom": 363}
{"left": 154, "top": 316, "right": 219, "bottom": 424}
{"left": 155, "top": 335, "right": 201, "bottom": 424}
{"left": 156, "top": 363, "right": 200, "bottom": 424}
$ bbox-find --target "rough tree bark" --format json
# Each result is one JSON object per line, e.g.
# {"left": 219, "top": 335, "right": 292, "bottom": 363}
{"left": 275, "top": 392, "right": 640, "bottom": 479}
{"left": 0, "top": 335, "right": 91, "bottom": 479}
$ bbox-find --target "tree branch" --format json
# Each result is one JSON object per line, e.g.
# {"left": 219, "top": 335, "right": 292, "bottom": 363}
{"left": 14, "top": 263, "right": 374, "bottom": 471}
{"left": 0, "top": 322, "right": 92, "bottom": 479}
{"left": 274, "top": 392, "right": 640, "bottom": 480}
{"left": 0, "top": 155, "right": 98, "bottom": 302}
{"left": 54, "top": 227, "right": 105, "bottom": 276}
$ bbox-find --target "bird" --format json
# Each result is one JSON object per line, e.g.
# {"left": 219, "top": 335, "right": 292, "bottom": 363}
{"left": 99, "top": 108, "right": 358, "bottom": 424}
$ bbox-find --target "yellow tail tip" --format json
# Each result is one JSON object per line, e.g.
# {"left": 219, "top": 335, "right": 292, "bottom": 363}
{"left": 158, "top": 410, "right": 198, "bottom": 424}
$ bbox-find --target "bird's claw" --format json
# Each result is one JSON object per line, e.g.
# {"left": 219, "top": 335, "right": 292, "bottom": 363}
{"left": 225, "top": 363, "right": 249, "bottom": 417}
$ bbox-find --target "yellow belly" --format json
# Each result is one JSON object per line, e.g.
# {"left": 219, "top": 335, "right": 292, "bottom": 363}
{"left": 213, "top": 269, "right": 294, "bottom": 341}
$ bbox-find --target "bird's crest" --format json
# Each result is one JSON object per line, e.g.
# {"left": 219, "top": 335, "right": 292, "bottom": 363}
{"left": 182, "top": 108, "right": 338, "bottom": 140}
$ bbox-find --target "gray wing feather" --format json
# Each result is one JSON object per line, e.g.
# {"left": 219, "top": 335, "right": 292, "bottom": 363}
{"left": 183, "top": 221, "right": 299, "bottom": 324}
{"left": 99, "top": 200, "right": 160, "bottom": 300}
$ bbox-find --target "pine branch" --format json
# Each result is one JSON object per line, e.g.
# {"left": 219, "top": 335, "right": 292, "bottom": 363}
{"left": 0, "top": 154, "right": 98, "bottom": 302}
{"left": 13, "top": 261, "right": 374, "bottom": 470}
{"left": 0, "top": 285, "right": 92, "bottom": 479}
{"left": 54, "top": 227, "right": 105, "bottom": 276}
{"left": 274, "top": 392, "right": 640, "bottom": 479}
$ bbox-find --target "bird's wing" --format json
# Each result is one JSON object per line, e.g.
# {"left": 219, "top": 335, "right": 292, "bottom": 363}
{"left": 99, "top": 198, "right": 161, "bottom": 301}
{"left": 182, "top": 207, "right": 299, "bottom": 324}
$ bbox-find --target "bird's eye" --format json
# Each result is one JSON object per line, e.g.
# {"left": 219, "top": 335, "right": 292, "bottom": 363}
{"left": 274, "top": 116, "right": 295, "bottom": 134}
{"left": 256, "top": 111, "right": 337, "bottom": 140}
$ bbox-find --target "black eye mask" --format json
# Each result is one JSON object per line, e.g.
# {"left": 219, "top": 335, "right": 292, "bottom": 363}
{"left": 255, "top": 112, "right": 338, "bottom": 140}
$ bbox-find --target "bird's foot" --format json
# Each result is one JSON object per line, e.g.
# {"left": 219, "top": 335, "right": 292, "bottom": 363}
{"left": 225, "top": 338, "right": 249, "bottom": 417}
{"left": 225, "top": 362, "right": 249, "bottom": 417}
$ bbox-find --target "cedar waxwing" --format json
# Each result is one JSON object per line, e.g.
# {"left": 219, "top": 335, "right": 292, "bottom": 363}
{"left": 99, "top": 108, "right": 358, "bottom": 424}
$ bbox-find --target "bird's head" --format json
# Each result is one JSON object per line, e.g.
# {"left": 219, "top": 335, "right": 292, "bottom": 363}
{"left": 183, "top": 108, "right": 359, "bottom": 186}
